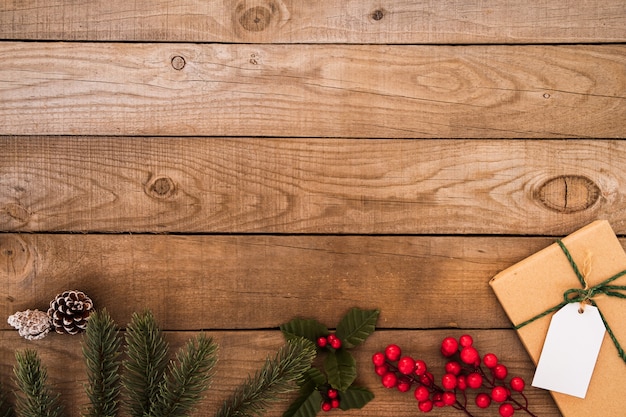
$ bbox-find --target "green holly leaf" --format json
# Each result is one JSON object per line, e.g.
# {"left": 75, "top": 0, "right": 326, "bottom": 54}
{"left": 281, "top": 388, "right": 322, "bottom": 417}
{"left": 300, "top": 367, "right": 327, "bottom": 389}
{"left": 324, "top": 349, "right": 356, "bottom": 392}
{"left": 335, "top": 308, "right": 379, "bottom": 349}
{"left": 339, "top": 386, "right": 375, "bottom": 411}
{"left": 281, "top": 318, "right": 329, "bottom": 343}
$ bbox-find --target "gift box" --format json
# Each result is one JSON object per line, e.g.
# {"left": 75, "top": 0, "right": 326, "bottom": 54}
{"left": 489, "top": 220, "right": 626, "bottom": 417}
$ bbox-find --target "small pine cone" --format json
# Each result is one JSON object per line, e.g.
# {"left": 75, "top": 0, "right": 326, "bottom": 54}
{"left": 8, "top": 309, "right": 51, "bottom": 340}
{"left": 48, "top": 290, "right": 94, "bottom": 334}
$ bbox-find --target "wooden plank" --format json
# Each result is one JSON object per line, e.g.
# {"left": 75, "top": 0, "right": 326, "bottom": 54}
{"left": 0, "top": 329, "right": 561, "bottom": 417}
{"left": 1, "top": 43, "right": 625, "bottom": 138}
{"left": 0, "top": 0, "right": 624, "bottom": 44}
{"left": 1, "top": 137, "right": 625, "bottom": 234}
{"left": 0, "top": 233, "right": 590, "bottom": 330}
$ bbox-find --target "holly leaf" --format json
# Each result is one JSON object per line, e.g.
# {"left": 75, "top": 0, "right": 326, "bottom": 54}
{"left": 324, "top": 349, "right": 356, "bottom": 392}
{"left": 282, "top": 388, "right": 322, "bottom": 417}
{"left": 335, "top": 308, "right": 379, "bottom": 349}
{"left": 339, "top": 386, "right": 375, "bottom": 411}
{"left": 300, "top": 367, "right": 327, "bottom": 389}
{"left": 280, "top": 318, "right": 329, "bottom": 343}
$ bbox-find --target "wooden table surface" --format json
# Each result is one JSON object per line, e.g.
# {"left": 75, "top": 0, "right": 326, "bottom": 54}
{"left": 1, "top": 2, "right": 626, "bottom": 416}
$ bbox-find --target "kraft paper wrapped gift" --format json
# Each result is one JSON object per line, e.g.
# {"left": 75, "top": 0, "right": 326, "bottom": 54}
{"left": 489, "top": 220, "right": 626, "bottom": 417}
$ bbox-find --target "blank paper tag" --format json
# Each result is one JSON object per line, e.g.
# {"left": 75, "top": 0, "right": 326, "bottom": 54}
{"left": 531, "top": 303, "right": 605, "bottom": 398}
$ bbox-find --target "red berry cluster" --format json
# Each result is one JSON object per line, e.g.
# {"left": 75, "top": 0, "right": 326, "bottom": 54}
{"left": 316, "top": 334, "right": 344, "bottom": 412}
{"left": 372, "top": 335, "right": 537, "bottom": 417}
{"left": 320, "top": 386, "right": 341, "bottom": 412}
{"left": 317, "top": 333, "right": 342, "bottom": 350}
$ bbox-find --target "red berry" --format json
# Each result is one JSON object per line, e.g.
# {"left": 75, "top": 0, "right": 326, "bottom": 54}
{"left": 385, "top": 344, "right": 402, "bottom": 361}
{"left": 483, "top": 353, "right": 498, "bottom": 368}
{"left": 459, "top": 334, "right": 473, "bottom": 347}
{"left": 397, "top": 382, "right": 412, "bottom": 393}
{"left": 372, "top": 352, "right": 386, "bottom": 367}
{"left": 475, "top": 393, "right": 491, "bottom": 408}
{"left": 331, "top": 399, "right": 340, "bottom": 409}
{"left": 442, "top": 391, "right": 456, "bottom": 406}
{"left": 491, "top": 386, "right": 509, "bottom": 402}
{"left": 499, "top": 403, "right": 515, "bottom": 417}
{"left": 445, "top": 361, "right": 461, "bottom": 376}
{"left": 381, "top": 372, "right": 398, "bottom": 388}
{"left": 327, "top": 334, "right": 341, "bottom": 349}
{"left": 398, "top": 356, "right": 416, "bottom": 375}
{"left": 327, "top": 388, "right": 338, "bottom": 399}
{"left": 441, "top": 373, "right": 457, "bottom": 390}
{"left": 397, "top": 376, "right": 412, "bottom": 392}
{"left": 510, "top": 377, "right": 525, "bottom": 392}
{"left": 414, "top": 385, "right": 430, "bottom": 402}
{"left": 418, "top": 400, "right": 433, "bottom": 412}
{"left": 375, "top": 364, "right": 389, "bottom": 376}
{"left": 493, "top": 364, "right": 508, "bottom": 380}
{"left": 466, "top": 372, "right": 483, "bottom": 389}
{"left": 441, "top": 337, "right": 459, "bottom": 357}
{"left": 456, "top": 375, "right": 467, "bottom": 390}
{"left": 316, "top": 336, "right": 328, "bottom": 348}
{"left": 432, "top": 393, "right": 445, "bottom": 408}
{"left": 419, "top": 371, "right": 434, "bottom": 387}
{"left": 321, "top": 401, "right": 332, "bottom": 412}
{"left": 414, "top": 359, "right": 427, "bottom": 376}
{"left": 460, "top": 346, "right": 480, "bottom": 365}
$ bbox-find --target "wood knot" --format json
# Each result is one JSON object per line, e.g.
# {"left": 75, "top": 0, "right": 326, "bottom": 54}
{"left": 239, "top": 5, "right": 273, "bottom": 31}
{"left": 171, "top": 56, "right": 186, "bottom": 70}
{"left": 0, "top": 235, "right": 35, "bottom": 280}
{"left": 145, "top": 175, "right": 176, "bottom": 200}
{"left": 535, "top": 175, "right": 600, "bottom": 213}
{"left": 1, "top": 202, "right": 31, "bottom": 228}
{"left": 234, "top": 0, "right": 286, "bottom": 36}
{"left": 371, "top": 9, "right": 385, "bottom": 21}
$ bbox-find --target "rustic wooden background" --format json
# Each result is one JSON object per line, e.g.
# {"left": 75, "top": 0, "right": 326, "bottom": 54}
{"left": 2, "top": 1, "right": 626, "bottom": 416}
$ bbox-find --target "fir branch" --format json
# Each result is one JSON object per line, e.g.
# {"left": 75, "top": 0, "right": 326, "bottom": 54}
{"left": 215, "top": 337, "right": 316, "bottom": 417}
{"left": 149, "top": 334, "right": 218, "bottom": 417}
{"left": 122, "top": 311, "right": 169, "bottom": 417}
{"left": 13, "top": 349, "right": 63, "bottom": 417}
{"left": 82, "top": 309, "right": 122, "bottom": 417}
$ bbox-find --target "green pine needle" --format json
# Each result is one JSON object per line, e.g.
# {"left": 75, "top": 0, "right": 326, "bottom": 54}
{"left": 13, "top": 349, "right": 63, "bottom": 417}
{"left": 122, "top": 310, "right": 169, "bottom": 417}
{"left": 82, "top": 309, "right": 122, "bottom": 417}
{"left": 149, "top": 334, "right": 218, "bottom": 417}
{"left": 215, "top": 337, "right": 316, "bottom": 417}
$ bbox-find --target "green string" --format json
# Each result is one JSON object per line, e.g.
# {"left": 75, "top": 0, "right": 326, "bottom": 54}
{"left": 513, "top": 239, "right": 626, "bottom": 362}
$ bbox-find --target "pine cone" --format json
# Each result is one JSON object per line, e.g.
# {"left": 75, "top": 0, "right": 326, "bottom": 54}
{"left": 8, "top": 309, "right": 52, "bottom": 340}
{"left": 48, "top": 290, "right": 94, "bottom": 334}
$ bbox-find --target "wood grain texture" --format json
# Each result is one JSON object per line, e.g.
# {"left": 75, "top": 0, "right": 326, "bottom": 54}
{"left": 0, "top": 329, "right": 561, "bottom": 417}
{"left": 2, "top": 137, "right": 625, "bottom": 234}
{"left": 0, "top": 232, "right": 594, "bottom": 331}
{"left": 1, "top": 43, "right": 625, "bottom": 138}
{"left": 4, "top": 3, "right": 625, "bottom": 417}
{"left": 0, "top": 0, "right": 624, "bottom": 44}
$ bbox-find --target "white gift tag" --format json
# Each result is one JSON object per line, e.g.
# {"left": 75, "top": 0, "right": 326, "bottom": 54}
{"left": 531, "top": 303, "right": 606, "bottom": 398}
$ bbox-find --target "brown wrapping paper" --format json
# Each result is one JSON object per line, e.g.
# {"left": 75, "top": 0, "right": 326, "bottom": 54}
{"left": 490, "top": 220, "right": 626, "bottom": 417}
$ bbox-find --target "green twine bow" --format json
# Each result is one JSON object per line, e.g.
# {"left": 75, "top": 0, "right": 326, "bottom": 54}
{"left": 514, "top": 240, "right": 626, "bottom": 363}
